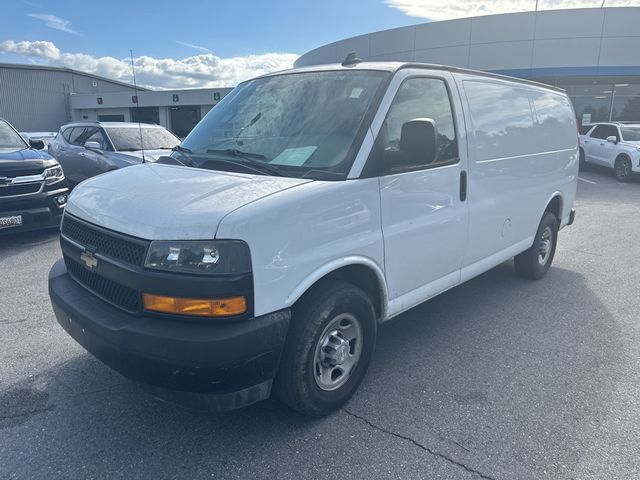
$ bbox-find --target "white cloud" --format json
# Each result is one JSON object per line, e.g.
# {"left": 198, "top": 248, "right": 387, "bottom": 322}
{"left": 27, "top": 13, "right": 80, "bottom": 35}
{"left": 0, "top": 40, "right": 298, "bottom": 89}
{"left": 385, "top": 0, "right": 640, "bottom": 21}
{"left": 176, "top": 41, "right": 212, "bottom": 54}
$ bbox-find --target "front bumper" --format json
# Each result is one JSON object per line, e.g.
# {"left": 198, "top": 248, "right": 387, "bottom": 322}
{"left": 0, "top": 186, "right": 68, "bottom": 234}
{"left": 49, "top": 259, "right": 290, "bottom": 410}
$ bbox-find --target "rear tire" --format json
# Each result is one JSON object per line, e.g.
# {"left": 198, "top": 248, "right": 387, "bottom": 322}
{"left": 514, "top": 212, "right": 558, "bottom": 280}
{"left": 615, "top": 156, "right": 633, "bottom": 182}
{"left": 275, "top": 279, "right": 376, "bottom": 417}
{"left": 579, "top": 148, "right": 588, "bottom": 170}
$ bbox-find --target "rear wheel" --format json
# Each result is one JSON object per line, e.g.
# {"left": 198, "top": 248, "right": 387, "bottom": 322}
{"left": 514, "top": 212, "right": 558, "bottom": 280}
{"left": 579, "top": 148, "right": 588, "bottom": 170}
{"left": 275, "top": 279, "right": 376, "bottom": 417}
{"left": 615, "top": 156, "right": 633, "bottom": 182}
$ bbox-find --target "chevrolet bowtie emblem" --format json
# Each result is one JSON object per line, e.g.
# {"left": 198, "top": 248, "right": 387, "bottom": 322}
{"left": 80, "top": 250, "right": 98, "bottom": 269}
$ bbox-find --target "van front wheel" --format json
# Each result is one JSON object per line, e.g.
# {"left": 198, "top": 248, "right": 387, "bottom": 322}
{"left": 275, "top": 279, "right": 376, "bottom": 417}
{"left": 514, "top": 212, "right": 558, "bottom": 280}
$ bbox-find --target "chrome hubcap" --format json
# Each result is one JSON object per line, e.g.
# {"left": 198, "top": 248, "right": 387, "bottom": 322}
{"left": 538, "top": 227, "right": 552, "bottom": 266}
{"left": 313, "top": 313, "right": 363, "bottom": 391}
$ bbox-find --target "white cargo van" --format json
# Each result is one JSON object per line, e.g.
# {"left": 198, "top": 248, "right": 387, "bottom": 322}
{"left": 49, "top": 61, "right": 578, "bottom": 416}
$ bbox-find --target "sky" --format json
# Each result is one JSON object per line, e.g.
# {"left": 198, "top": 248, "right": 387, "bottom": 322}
{"left": 1, "top": 0, "right": 639, "bottom": 89}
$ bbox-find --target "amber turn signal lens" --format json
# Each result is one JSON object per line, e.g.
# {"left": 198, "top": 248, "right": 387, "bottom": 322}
{"left": 142, "top": 294, "right": 247, "bottom": 317}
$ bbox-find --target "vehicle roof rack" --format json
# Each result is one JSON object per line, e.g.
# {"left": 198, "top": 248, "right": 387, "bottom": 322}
{"left": 342, "top": 52, "right": 363, "bottom": 67}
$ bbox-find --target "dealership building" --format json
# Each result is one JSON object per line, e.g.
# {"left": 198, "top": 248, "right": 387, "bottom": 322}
{"left": 0, "top": 63, "right": 231, "bottom": 137}
{"left": 2, "top": 6, "right": 640, "bottom": 135}
{"left": 296, "top": 6, "right": 640, "bottom": 126}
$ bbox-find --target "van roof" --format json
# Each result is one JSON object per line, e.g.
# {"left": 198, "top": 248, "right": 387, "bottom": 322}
{"left": 257, "top": 61, "right": 566, "bottom": 94}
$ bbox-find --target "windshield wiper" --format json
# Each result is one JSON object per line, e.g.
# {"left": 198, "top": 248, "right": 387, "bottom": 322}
{"left": 206, "top": 148, "right": 283, "bottom": 177}
{"left": 235, "top": 112, "right": 262, "bottom": 145}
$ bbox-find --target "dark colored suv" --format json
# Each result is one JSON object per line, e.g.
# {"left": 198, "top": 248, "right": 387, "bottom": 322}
{"left": 49, "top": 122, "right": 180, "bottom": 188}
{"left": 0, "top": 118, "right": 69, "bottom": 234}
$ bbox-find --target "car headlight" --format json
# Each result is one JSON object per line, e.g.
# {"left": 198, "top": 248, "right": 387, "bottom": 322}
{"left": 145, "top": 240, "right": 251, "bottom": 275}
{"left": 44, "top": 164, "right": 65, "bottom": 185}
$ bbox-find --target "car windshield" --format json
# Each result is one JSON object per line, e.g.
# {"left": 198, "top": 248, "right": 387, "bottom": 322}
{"left": 179, "top": 70, "right": 390, "bottom": 180}
{"left": 0, "top": 120, "right": 28, "bottom": 152}
{"left": 106, "top": 126, "right": 180, "bottom": 151}
{"left": 621, "top": 127, "right": 640, "bottom": 141}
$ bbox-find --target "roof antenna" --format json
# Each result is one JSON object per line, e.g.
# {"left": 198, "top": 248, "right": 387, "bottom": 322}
{"left": 342, "top": 51, "right": 363, "bottom": 67}
{"left": 129, "top": 49, "right": 146, "bottom": 163}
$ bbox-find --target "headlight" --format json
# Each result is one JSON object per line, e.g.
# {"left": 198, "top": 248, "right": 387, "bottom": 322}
{"left": 44, "top": 164, "right": 65, "bottom": 184}
{"left": 145, "top": 240, "right": 251, "bottom": 275}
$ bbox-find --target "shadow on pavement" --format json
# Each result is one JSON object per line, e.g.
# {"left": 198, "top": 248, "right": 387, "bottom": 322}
{"left": 0, "top": 262, "right": 621, "bottom": 479}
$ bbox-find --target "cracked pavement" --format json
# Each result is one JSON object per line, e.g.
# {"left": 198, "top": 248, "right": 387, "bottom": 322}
{"left": 1, "top": 167, "right": 640, "bottom": 479}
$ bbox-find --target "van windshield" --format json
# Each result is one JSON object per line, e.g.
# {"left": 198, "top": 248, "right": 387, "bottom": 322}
{"left": 179, "top": 70, "right": 390, "bottom": 179}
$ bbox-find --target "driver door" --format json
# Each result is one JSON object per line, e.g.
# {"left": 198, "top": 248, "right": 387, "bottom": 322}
{"left": 376, "top": 73, "right": 469, "bottom": 315}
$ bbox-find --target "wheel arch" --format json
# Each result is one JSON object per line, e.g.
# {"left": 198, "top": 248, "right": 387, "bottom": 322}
{"left": 285, "top": 257, "right": 388, "bottom": 321}
{"left": 542, "top": 192, "right": 563, "bottom": 224}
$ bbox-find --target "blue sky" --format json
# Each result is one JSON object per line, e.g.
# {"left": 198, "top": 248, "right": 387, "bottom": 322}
{"left": 1, "top": 0, "right": 638, "bottom": 88}
{"left": 2, "top": 0, "right": 416, "bottom": 59}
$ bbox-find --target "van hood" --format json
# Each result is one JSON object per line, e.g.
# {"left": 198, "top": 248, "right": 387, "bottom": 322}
{"left": 65, "top": 163, "right": 312, "bottom": 240}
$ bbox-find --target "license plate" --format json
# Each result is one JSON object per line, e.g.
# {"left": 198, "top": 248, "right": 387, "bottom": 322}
{"left": 0, "top": 215, "right": 23, "bottom": 229}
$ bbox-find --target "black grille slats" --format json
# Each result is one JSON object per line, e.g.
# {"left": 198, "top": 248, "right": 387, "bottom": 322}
{"left": 3, "top": 168, "right": 44, "bottom": 177}
{"left": 0, "top": 183, "right": 41, "bottom": 197}
{"left": 64, "top": 254, "right": 140, "bottom": 312}
{"left": 61, "top": 215, "right": 147, "bottom": 266}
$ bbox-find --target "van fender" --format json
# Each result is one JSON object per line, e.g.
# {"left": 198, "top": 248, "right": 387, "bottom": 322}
{"left": 539, "top": 191, "right": 564, "bottom": 227}
{"left": 284, "top": 256, "right": 389, "bottom": 320}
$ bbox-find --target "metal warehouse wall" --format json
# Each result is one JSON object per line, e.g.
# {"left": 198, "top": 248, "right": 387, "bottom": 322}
{"left": 295, "top": 7, "right": 640, "bottom": 78}
{"left": 0, "top": 65, "right": 137, "bottom": 132}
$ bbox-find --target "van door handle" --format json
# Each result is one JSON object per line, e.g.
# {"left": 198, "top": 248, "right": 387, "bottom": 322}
{"left": 460, "top": 170, "right": 467, "bottom": 202}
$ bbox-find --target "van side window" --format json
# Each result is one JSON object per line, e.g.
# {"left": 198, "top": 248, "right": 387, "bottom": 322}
{"left": 530, "top": 91, "right": 577, "bottom": 151}
{"left": 378, "top": 78, "right": 458, "bottom": 175}
{"left": 590, "top": 124, "right": 619, "bottom": 141}
{"left": 464, "top": 81, "right": 536, "bottom": 161}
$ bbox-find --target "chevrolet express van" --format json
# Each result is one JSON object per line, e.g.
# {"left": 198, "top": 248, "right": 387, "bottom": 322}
{"left": 48, "top": 61, "right": 578, "bottom": 416}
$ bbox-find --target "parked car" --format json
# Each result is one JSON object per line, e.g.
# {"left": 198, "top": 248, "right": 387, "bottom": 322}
{"left": 0, "top": 118, "right": 68, "bottom": 234}
{"left": 48, "top": 61, "right": 578, "bottom": 416}
{"left": 48, "top": 122, "right": 181, "bottom": 188}
{"left": 579, "top": 122, "right": 640, "bottom": 181}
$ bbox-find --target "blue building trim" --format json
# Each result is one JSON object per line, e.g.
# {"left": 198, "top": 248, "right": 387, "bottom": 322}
{"left": 491, "top": 66, "right": 640, "bottom": 79}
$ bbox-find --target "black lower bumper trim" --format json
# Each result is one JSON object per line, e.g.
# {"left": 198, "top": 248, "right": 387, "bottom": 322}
{"left": 49, "top": 259, "right": 290, "bottom": 409}
{"left": 568, "top": 208, "right": 576, "bottom": 226}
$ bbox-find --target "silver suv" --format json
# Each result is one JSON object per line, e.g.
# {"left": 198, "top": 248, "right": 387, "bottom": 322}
{"left": 579, "top": 122, "right": 640, "bottom": 181}
{"left": 49, "top": 122, "right": 180, "bottom": 188}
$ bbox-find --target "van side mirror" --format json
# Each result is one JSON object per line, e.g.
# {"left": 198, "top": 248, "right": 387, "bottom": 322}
{"left": 84, "top": 141, "right": 102, "bottom": 151}
{"left": 606, "top": 135, "right": 618, "bottom": 144}
{"left": 399, "top": 118, "right": 437, "bottom": 165}
{"left": 29, "top": 139, "right": 45, "bottom": 150}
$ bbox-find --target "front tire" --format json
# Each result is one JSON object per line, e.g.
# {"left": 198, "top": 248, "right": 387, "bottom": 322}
{"left": 615, "top": 156, "right": 633, "bottom": 182}
{"left": 514, "top": 212, "right": 559, "bottom": 280}
{"left": 275, "top": 279, "right": 377, "bottom": 417}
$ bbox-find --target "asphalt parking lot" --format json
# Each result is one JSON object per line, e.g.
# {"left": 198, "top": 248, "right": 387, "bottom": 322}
{"left": 2, "top": 167, "right": 640, "bottom": 480}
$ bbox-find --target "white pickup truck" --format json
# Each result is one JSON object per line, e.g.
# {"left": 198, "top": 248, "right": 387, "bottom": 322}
{"left": 48, "top": 60, "right": 578, "bottom": 416}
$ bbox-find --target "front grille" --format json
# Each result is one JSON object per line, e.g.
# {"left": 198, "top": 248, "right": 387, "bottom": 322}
{"left": 0, "top": 183, "right": 41, "bottom": 197}
{"left": 61, "top": 215, "right": 147, "bottom": 266}
{"left": 2, "top": 168, "right": 44, "bottom": 177}
{"left": 64, "top": 254, "right": 140, "bottom": 312}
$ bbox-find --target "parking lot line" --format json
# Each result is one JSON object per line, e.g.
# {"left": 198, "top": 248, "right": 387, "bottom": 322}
{"left": 578, "top": 177, "right": 597, "bottom": 185}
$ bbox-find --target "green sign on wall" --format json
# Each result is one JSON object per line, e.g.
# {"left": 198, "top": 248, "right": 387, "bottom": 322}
{"left": 172, "top": 94, "right": 179, "bottom": 102}
{"left": 213, "top": 92, "right": 221, "bottom": 101}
